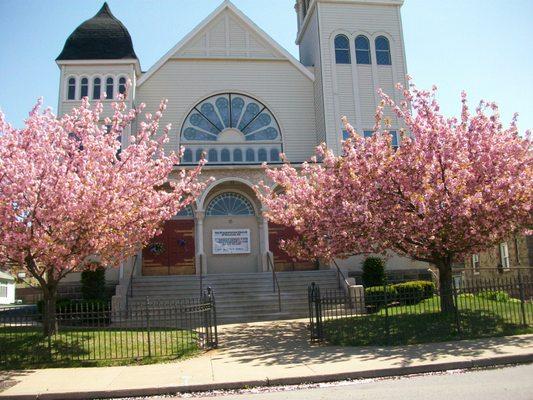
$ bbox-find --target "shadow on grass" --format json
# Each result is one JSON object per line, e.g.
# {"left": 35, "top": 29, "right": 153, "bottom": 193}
{"left": 323, "top": 310, "right": 533, "bottom": 347}
{"left": 0, "top": 327, "right": 200, "bottom": 370}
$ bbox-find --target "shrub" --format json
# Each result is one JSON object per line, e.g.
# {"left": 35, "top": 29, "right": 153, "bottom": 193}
{"left": 477, "top": 290, "right": 510, "bottom": 302}
{"left": 81, "top": 265, "right": 107, "bottom": 301}
{"left": 365, "top": 285, "right": 397, "bottom": 312}
{"left": 394, "top": 281, "right": 436, "bottom": 305}
{"left": 362, "top": 257, "right": 386, "bottom": 287}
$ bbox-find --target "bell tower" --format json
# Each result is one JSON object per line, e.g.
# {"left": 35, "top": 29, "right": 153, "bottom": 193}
{"left": 295, "top": 0, "right": 408, "bottom": 155}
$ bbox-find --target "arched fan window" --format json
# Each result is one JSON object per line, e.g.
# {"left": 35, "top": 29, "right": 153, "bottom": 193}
{"left": 181, "top": 93, "right": 282, "bottom": 165}
{"left": 206, "top": 192, "right": 255, "bottom": 216}
{"left": 176, "top": 205, "right": 194, "bottom": 217}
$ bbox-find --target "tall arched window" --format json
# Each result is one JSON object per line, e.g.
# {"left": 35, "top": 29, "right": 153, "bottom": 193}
{"left": 334, "top": 35, "right": 350, "bottom": 64}
{"left": 221, "top": 148, "right": 230, "bottom": 162}
{"left": 355, "top": 35, "right": 371, "bottom": 64}
{"left": 375, "top": 36, "right": 391, "bottom": 65}
{"left": 106, "top": 77, "right": 114, "bottom": 99}
{"left": 270, "top": 148, "right": 280, "bottom": 162}
{"left": 93, "top": 77, "right": 101, "bottom": 99}
{"left": 258, "top": 148, "right": 267, "bottom": 162}
{"left": 246, "top": 149, "right": 255, "bottom": 162}
{"left": 183, "top": 149, "right": 193, "bottom": 163}
{"left": 195, "top": 149, "right": 204, "bottom": 162}
{"left": 80, "top": 77, "right": 89, "bottom": 98}
{"left": 233, "top": 149, "right": 243, "bottom": 162}
{"left": 67, "top": 77, "right": 76, "bottom": 100}
{"left": 208, "top": 149, "right": 218, "bottom": 162}
{"left": 206, "top": 192, "right": 255, "bottom": 216}
{"left": 118, "top": 77, "right": 127, "bottom": 95}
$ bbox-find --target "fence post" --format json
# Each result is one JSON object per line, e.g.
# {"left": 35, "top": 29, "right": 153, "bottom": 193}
{"left": 517, "top": 271, "right": 527, "bottom": 328}
{"left": 145, "top": 297, "right": 152, "bottom": 358}
{"left": 452, "top": 278, "right": 461, "bottom": 335}
{"left": 383, "top": 281, "right": 390, "bottom": 345}
{"left": 209, "top": 287, "right": 218, "bottom": 348}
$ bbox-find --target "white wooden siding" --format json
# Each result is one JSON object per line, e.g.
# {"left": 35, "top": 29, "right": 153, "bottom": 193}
{"left": 137, "top": 59, "right": 316, "bottom": 162}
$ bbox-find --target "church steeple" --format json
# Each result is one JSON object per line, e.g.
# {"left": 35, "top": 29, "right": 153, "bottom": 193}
{"left": 56, "top": 2, "right": 137, "bottom": 61}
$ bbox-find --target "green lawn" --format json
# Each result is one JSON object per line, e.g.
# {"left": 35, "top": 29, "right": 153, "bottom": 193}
{"left": 323, "top": 294, "right": 533, "bottom": 347}
{"left": 0, "top": 326, "right": 201, "bottom": 369}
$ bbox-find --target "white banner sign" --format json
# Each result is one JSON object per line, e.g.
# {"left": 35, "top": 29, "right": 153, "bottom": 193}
{"left": 212, "top": 229, "right": 250, "bottom": 254}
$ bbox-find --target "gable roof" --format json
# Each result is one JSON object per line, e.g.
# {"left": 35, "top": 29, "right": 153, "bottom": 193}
{"left": 137, "top": 0, "right": 313, "bottom": 86}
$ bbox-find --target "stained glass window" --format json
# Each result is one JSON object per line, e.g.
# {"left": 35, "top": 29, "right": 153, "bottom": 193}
{"left": 181, "top": 93, "right": 281, "bottom": 142}
{"left": 206, "top": 192, "right": 255, "bottom": 216}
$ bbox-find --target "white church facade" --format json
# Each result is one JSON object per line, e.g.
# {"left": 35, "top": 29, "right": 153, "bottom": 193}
{"left": 56, "top": 0, "right": 426, "bottom": 286}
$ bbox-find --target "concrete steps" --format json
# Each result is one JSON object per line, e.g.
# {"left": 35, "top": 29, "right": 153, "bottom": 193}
{"left": 128, "top": 270, "right": 341, "bottom": 323}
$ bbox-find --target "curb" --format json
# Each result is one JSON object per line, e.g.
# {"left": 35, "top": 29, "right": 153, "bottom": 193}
{"left": 2, "top": 353, "right": 532, "bottom": 400}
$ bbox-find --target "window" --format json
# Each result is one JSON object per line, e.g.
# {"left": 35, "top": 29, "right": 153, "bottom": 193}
{"left": 0, "top": 282, "right": 7, "bottom": 298}
{"left": 258, "top": 148, "right": 267, "bottom": 162}
{"left": 183, "top": 149, "right": 193, "bottom": 163}
{"left": 472, "top": 254, "right": 480, "bottom": 273}
{"left": 355, "top": 35, "right": 371, "bottom": 64}
{"left": 233, "top": 148, "right": 243, "bottom": 162}
{"left": 80, "top": 78, "right": 89, "bottom": 98}
{"left": 106, "top": 77, "right": 114, "bottom": 99}
{"left": 375, "top": 36, "right": 392, "bottom": 65}
{"left": 67, "top": 77, "right": 76, "bottom": 100}
{"left": 270, "top": 148, "right": 280, "bottom": 162}
{"left": 118, "top": 77, "right": 127, "bottom": 95}
{"left": 176, "top": 205, "right": 194, "bottom": 217}
{"left": 499, "top": 243, "right": 510, "bottom": 270}
{"left": 208, "top": 149, "right": 218, "bottom": 162}
{"left": 389, "top": 130, "right": 399, "bottom": 148}
{"left": 195, "top": 149, "right": 204, "bottom": 162}
{"left": 363, "top": 130, "right": 374, "bottom": 139}
{"left": 93, "top": 77, "right": 101, "bottom": 99}
{"left": 246, "top": 148, "right": 255, "bottom": 162}
{"left": 334, "top": 35, "right": 351, "bottom": 64}
{"left": 221, "top": 148, "right": 230, "bottom": 162}
{"left": 206, "top": 192, "right": 255, "bottom": 216}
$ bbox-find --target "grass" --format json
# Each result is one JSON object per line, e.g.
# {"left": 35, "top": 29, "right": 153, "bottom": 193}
{"left": 323, "top": 294, "right": 533, "bottom": 347}
{"left": 0, "top": 326, "right": 201, "bottom": 369}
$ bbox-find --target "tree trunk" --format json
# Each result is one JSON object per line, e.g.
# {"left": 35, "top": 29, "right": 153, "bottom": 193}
{"left": 42, "top": 285, "right": 58, "bottom": 337}
{"left": 437, "top": 258, "right": 456, "bottom": 313}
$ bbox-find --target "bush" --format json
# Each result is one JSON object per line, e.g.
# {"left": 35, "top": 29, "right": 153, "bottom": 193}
{"left": 477, "top": 290, "right": 510, "bottom": 302}
{"left": 362, "top": 257, "right": 386, "bottom": 287}
{"left": 81, "top": 265, "right": 107, "bottom": 301}
{"left": 365, "top": 285, "right": 397, "bottom": 312}
{"left": 394, "top": 281, "right": 436, "bottom": 305}
{"left": 37, "top": 298, "right": 110, "bottom": 314}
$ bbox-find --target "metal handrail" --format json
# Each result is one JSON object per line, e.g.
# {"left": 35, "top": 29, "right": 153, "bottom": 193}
{"left": 332, "top": 259, "right": 350, "bottom": 291}
{"left": 267, "top": 252, "right": 282, "bottom": 312}
{"left": 125, "top": 254, "right": 139, "bottom": 312}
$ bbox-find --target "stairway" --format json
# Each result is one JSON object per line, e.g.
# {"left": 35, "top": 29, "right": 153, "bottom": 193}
{"left": 127, "top": 270, "right": 341, "bottom": 324}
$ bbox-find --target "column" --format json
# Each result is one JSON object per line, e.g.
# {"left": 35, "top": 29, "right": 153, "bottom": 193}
{"left": 260, "top": 208, "right": 270, "bottom": 272}
{"left": 195, "top": 210, "right": 206, "bottom": 275}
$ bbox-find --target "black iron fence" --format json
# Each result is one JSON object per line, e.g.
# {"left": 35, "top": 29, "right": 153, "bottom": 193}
{"left": 0, "top": 290, "right": 217, "bottom": 368}
{"left": 309, "top": 275, "right": 533, "bottom": 345}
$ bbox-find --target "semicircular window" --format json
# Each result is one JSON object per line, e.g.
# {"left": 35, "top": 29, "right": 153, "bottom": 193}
{"left": 206, "top": 192, "right": 255, "bottom": 216}
{"left": 175, "top": 205, "right": 194, "bottom": 218}
{"left": 182, "top": 93, "right": 281, "bottom": 142}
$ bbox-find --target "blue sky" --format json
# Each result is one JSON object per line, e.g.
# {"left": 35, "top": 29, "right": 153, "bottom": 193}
{"left": 0, "top": 0, "right": 532, "bottom": 131}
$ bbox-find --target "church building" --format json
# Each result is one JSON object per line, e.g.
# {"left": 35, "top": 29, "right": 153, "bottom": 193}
{"left": 56, "top": 0, "right": 427, "bottom": 317}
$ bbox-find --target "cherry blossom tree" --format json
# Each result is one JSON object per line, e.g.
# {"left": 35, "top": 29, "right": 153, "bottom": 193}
{"left": 258, "top": 82, "right": 532, "bottom": 312}
{"left": 0, "top": 97, "right": 206, "bottom": 335}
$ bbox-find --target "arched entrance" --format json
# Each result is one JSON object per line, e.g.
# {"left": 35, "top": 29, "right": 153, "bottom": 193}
{"left": 202, "top": 182, "right": 262, "bottom": 274}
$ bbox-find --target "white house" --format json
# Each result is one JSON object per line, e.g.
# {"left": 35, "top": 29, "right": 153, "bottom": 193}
{"left": 55, "top": 1, "right": 428, "bottom": 318}
{"left": 0, "top": 271, "right": 15, "bottom": 305}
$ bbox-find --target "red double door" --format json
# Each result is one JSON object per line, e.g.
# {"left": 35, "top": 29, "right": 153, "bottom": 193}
{"left": 268, "top": 223, "right": 317, "bottom": 271}
{"left": 142, "top": 220, "right": 196, "bottom": 276}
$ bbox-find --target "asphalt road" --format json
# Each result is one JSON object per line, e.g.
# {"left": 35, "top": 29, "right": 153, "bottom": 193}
{"left": 159, "top": 364, "right": 533, "bottom": 400}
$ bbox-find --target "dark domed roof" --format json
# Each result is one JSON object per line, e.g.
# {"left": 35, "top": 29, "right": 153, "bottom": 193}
{"left": 56, "top": 3, "right": 137, "bottom": 61}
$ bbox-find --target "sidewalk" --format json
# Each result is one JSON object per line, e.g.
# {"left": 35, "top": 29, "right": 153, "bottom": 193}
{"left": 1, "top": 319, "right": 532, "bottom": 400}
